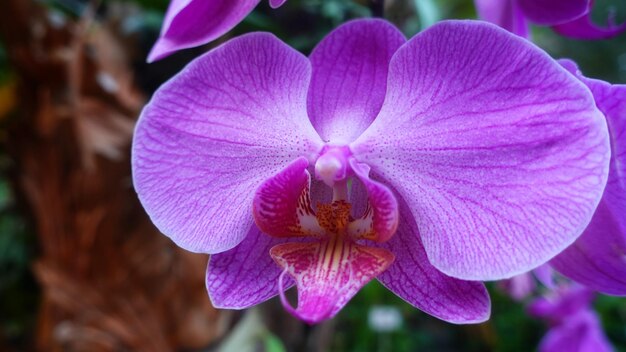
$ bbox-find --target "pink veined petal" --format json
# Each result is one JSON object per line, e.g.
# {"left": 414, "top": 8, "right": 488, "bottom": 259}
{"left": 271, "top": 239, "right": 394, "bottom": 324}
{"left": 538, "top": 310, "right": 613, "bottom": 352}
{"left": 206, "top": 225, "right": 294, "bottom": 309}
{"left": 518, "top": 0, "right": 589, "bottom": 26}
{"left": 474, "top": 0, "right": 530, "bottom": 38}
{"left": 376, "top": 197, "right": 490, "bottom": 324}
{"left": 269, "top": 0, "right": 287, "bottom": 9}
{"left": 552, "top": 202, "right": 626, "bottom": 295}
{"left": 307, "top": 19, "right": 406, "bottom": 144}
{"left": 347, "top": 160, "right": 399, "bottom": 242}
{"left": 132, "top": 33, "right": 323, "bottom": 254}
{"left": 148, "top": 0, "right": 261, "bottom": 62}
{"left": 552, "top": 4, "right": 626, "bottom": 39}
{"left": 253, "top": 157, "right": 325, "bottom": 238}
{"left": 551, "top": 60, "right": 626, "bottom": 295}
{"left": 352, "top": 21, "right": 610, "bottom": 281}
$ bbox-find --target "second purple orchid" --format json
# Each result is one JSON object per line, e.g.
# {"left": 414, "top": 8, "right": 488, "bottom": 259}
{"left": 132, "top": 19, "right": 611, "bottom": 323}
{"left": 475, "top": 0, "right": 626, "bottom": 39}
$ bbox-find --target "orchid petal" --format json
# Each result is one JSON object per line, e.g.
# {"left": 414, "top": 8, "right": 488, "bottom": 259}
{"left": 551, "top": 60, "right": 626, "bottom": 295}
{"left": 552, "top": 7, "right": 626, "bottom": 39}
{"left": 133, "top": 33, "right": 323, "bottom": 253}
{"left": 377, "top": 198, "right": 490, "bottom": 323}
{"left": 207, "top": 225, "right": 294, "bottom": 309}
{"left": 253, "top": 158, "right": 325, "bottom": 238}
{"left": 147, "top": 0, "right": 261, "bottom": 62}
{"left": 517, "top": 0, "right": 589, "bottom": 26}
{"left": 474, "top": 0, "right": 529, "bottom": 37}
{"left": 528, "top": 285, "right": 595, "bottom": 320}
{"left": 307, "top": 19, "right": 406, "bottom": 144}
{"left": 499, "top": 273, "right": 536, "bottom": 301}
{"left": 552, "top": 202, "right": 626, "bottom": 295}
{"left": 347, "top": 160, "right": 399, "bottom": 243}
{"left": 271, "top": 239, "right": 394, "bottom": 323}
{"left": 352, "top": 21, "right": 610, "bottom": 280}
{"left": 538, "top": 310, "right": 613, "bottom": 352}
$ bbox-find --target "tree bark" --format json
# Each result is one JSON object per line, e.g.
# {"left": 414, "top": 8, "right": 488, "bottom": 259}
{"left": 0, "top": 1, "right": 224, "bottom": 350}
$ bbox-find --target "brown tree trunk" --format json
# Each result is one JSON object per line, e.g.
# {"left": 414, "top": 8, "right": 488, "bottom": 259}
{"left": 0, "top": 1, "right": 224, "bottom": 350}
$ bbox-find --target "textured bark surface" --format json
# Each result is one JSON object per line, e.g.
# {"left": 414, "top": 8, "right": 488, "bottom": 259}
{"left": 0, "top": 1, "right": 225, "bottom": 350}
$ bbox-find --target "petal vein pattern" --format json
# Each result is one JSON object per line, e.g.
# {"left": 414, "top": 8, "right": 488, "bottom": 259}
{"left": 551, "top": 60, "right": 626, "bottom": 295}
{"left": 132, "top": 33, "right": 323, "bottom": 254}
{"left": 272, "top": 240, "right": 394, "bottom": 324}
{"left": 352, "top": 21, "right": 610, "bottom": 280}
{"left": 307, "top": 19, "right": 406, "bottom": 144}
{"left": 207, "top": 225, "right": 295, "bottom": 309}
{"left": 377, "top": 196, "right": 491, "bottom": 323}
{"left": 253, "top": 158, "right": 325, "bottom": 238}
{"left": 252, "top": 156, "right": 400, "bottom": 323}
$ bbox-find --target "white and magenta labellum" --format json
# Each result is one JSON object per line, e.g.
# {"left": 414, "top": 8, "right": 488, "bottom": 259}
{"left": 253, "top": 157, "right": 399, "bottom": 323}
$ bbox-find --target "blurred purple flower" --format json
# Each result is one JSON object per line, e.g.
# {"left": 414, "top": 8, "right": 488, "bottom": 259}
{"left": 148, "top": 0, "right": 287, "bottom": 63}
{"left": 132, "top": 19, "right": 610, "bottom": 323}
{"left": 475, "top": 0, "right": 626, "bottom": 39}
{"left": 499, "top": 272, "right": 536, "bottom": 301}
{"left": 550, "top": 60, "right": 626, "bottom": 296}
{"left": 528, "top": 285, "right": 613, "bottom": 352}
{"left": 498, "top": 265, "right": 555, "bottom": 301}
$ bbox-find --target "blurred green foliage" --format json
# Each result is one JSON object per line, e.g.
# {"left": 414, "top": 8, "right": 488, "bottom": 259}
{"left": 333, "top": 280, "right": 626, "bottom": 352}
{"left": 0, "top": 178, "right": 38, "bottom": 347}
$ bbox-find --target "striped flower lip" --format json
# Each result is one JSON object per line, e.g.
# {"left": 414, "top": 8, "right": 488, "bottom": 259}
{"left": 252, "top": 156, "right": 398, "bottom": 323}
{"left": 132, "top": 19, "right": 610, "bottom": 323}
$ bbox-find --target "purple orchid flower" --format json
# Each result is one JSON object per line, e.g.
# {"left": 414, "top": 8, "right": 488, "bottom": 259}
{"left": 550, "top": 60, "right": 626, "bottom": 296}
{"left": 132, "top": 19, "right": 610, "bottom": 323}
{"left": 148, "top": 0, "right": 287, "bottom": 63}
{"left": 475, "top": 0, "right": 626, "bottom": 39}
{"left": 498, "top": 265, "right": 555, "bottom": 301}
{"left": 498, "top": 272, "right": 536, "bottom": 301}
{"left": 528, "top": 285, "right": 614, "bottom": 352}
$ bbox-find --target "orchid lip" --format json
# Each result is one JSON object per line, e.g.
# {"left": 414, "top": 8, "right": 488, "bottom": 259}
{"left": 270, "top": 201, "right": 395, "bottom": 323}
{"left": 251, "top": 156, "right": 400, "bottom": 322}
